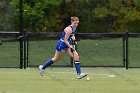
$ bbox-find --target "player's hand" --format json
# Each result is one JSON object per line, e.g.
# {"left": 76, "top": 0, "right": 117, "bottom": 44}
{"left": 72, "top": 40, "right": 77, "bottom": 45}
{"left": 70, "top": 46, "right": 74, "bottom": 52}
{"left": 71, "top": 48, "right": 74, "bottom": 52}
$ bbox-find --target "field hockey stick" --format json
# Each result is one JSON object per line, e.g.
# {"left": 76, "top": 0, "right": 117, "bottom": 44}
{"left": 71, "top": 39, "right": 77, "bottom": 53}
{"left": 73, "top": 44, "right": 76, "bottom": 51}
{"left": 70, "top": 44, "right": 75, "bottom": 68}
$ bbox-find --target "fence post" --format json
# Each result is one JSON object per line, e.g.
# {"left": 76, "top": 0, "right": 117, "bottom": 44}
{"left": 26, "top": 36, "right": 29, "bottom": 67}
{"left": 125, "top": 31, "right": 129, "bottom": 69}
{"left": 122, "top": 36, "right": 125, "bottom": 67}
{"left": 19, "top": 0, "right": 23, "bottom": 69}
{"left": 23, "top": 29, "right": 27, "bottom": 69}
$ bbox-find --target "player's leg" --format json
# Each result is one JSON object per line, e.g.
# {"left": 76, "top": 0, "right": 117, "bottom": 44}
{"left": 43, "top": 51, "right": 64, "bottom": 69}
{"left": 67, "top": 48, "right": 87, "bottom": 79}
{"left": 39, "top": 51, "right": 64, "bottom": 76}
{"left": 67, "top": 48, "right": 81, "bottom": 74}
{"left": 39, "top": 40, "right": 66, "bottom": 76}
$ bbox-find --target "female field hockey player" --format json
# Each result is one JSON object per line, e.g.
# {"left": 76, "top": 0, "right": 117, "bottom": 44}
{"left": 39, "top": 17, "right": 87, "bottom": 79}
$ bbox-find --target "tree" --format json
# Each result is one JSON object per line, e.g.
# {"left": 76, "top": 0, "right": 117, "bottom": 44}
{"left": 0, "top": 0, "right": 16, "bottom": 31}
{"left": 10, "top": 0, "right": 140, "bottom": 33}
{"left": 76, "top": 0, "right": 140, "bottom": 32}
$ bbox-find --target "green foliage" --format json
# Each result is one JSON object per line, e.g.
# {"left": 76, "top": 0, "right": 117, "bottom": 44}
{"left": 4, "top": 0, "right": 140, "bottom": 32}
{"left": 94, "top": 7, "right": 109, "bottom": 18}
{"left": 0, "top": 1, "right": 16, "bottom": 31}
{"left": 10, "top": 0, "right": 65, "bottom": 32}
{"left": 89, "top": 0, "right": 140, "bottom": 32}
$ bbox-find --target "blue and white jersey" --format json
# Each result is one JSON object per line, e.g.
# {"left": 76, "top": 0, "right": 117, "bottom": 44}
{"left": 60, "top": 25, "right": 76, "bottom": 42}
{"left": 55, "top": 25, "right": 77, "bottom": 52}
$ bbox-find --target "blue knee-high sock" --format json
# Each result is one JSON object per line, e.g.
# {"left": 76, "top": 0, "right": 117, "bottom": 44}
{"left": 42, "top": 58, "right": 54, "bottom": 69}
{"left": 74, "top": 61, "right": 81, "bottom": 75}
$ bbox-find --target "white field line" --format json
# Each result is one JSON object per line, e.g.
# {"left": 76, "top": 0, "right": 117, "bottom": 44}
{"left": 51, "top": 71, "right": 116, "bottom": 78}
{"left": 22, "top": 71, "right": 116, "bottom": 78}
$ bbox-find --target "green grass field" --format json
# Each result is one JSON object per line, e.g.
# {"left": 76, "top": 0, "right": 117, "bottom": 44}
{"left": 0, "top": 68, "right": 140, "bottom": 93}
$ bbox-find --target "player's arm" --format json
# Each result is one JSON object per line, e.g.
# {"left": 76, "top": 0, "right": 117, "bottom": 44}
{"left": 64, "top": 27, "right": 73, "bottom": 49}
{"left": 71, "top": 35, "right": 77, "bottom": 45}
{"left": 71, "top": 35, "right": 75, "bottom": 40}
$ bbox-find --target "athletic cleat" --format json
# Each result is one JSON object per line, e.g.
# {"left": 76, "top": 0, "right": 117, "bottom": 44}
{"left": 78, "top": 73, "right": 87, "bottom": 79}
{"left": 39, "top": 65, "right": 44, "bottom": 76}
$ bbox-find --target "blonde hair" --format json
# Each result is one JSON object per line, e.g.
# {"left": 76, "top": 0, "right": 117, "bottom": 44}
{"left": 71, "top": 16, "right": 79, "bottom": 22}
